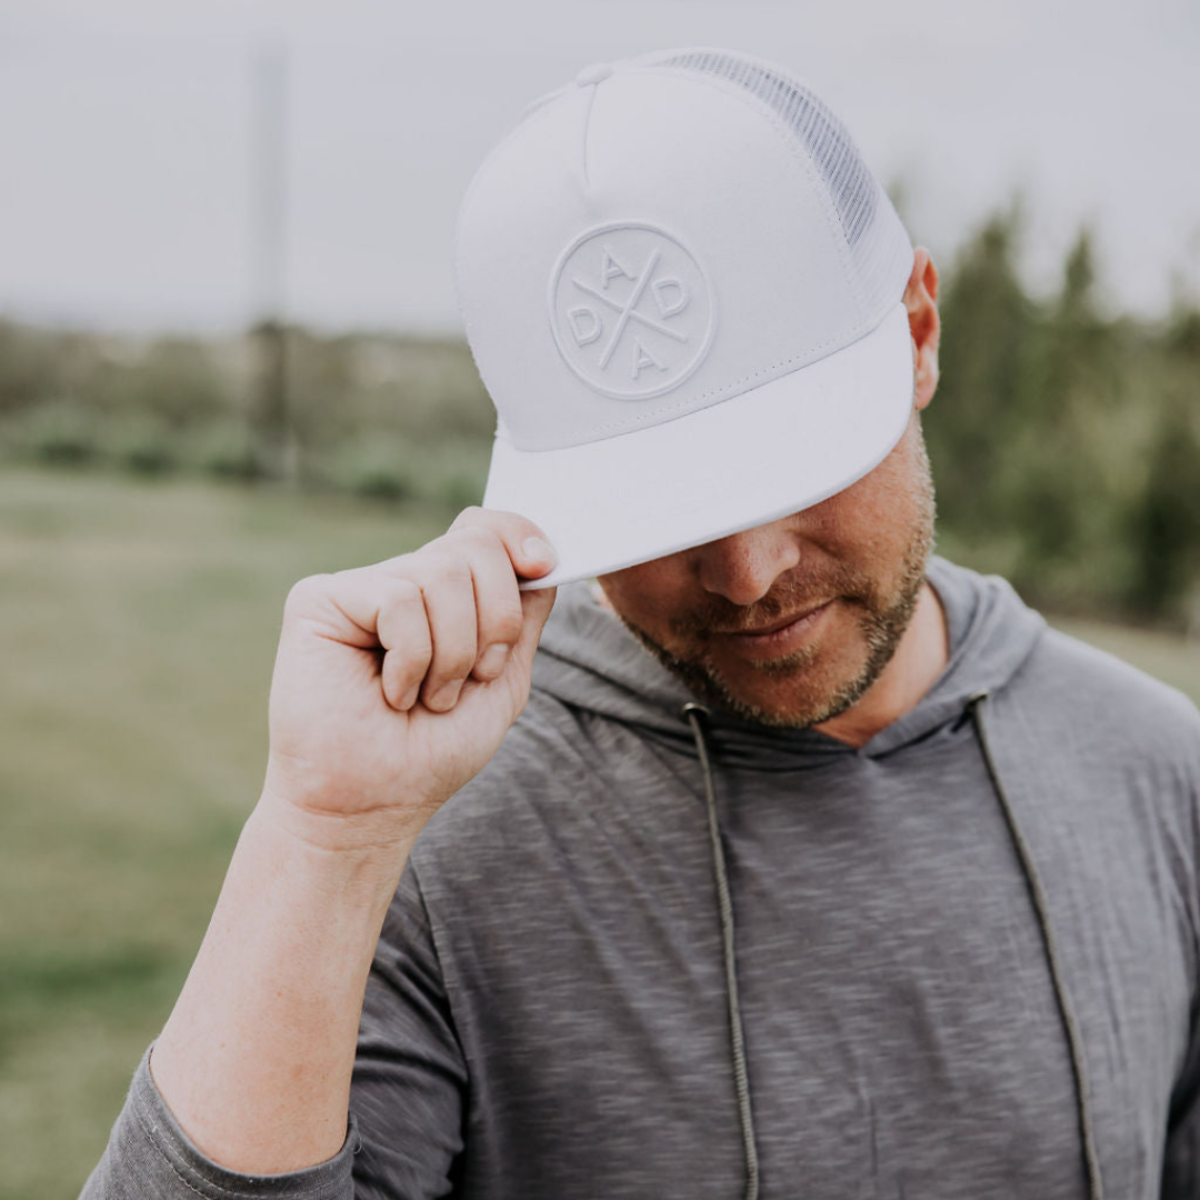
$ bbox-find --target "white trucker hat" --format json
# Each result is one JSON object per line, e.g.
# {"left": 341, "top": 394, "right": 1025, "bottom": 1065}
{"left": 453, "top": 46, "right": 916, "bottom": 589}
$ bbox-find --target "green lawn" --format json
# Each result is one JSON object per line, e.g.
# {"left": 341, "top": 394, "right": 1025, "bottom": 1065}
{"left": 2, "top": 467, "right": 1198, "bottom": 1198}
{"left": 0, "top": 468, "right": 449, "bottom": 1200}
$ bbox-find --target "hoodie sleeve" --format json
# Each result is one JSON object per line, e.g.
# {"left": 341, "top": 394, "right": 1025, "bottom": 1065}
{"left": 78, "top": 1045, "right": 359, "bottom": 1200}
{"left": 346, "top": 858, "right": 469, "bottom": 1196}
{"left": 1160, "top": 728, "right": 1200, "bottom": 1199}
{"left": 79, "top": 861, "right": 468, "bottom": 1200}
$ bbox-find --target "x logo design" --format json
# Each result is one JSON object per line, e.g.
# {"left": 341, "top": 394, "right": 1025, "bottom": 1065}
{"left": 571, "top": 248, "right": 688, "bottom": 369}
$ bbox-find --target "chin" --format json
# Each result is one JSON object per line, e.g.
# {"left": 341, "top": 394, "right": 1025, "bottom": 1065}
{"left": 659, "top": 600, "right": 908, "bottom": 731}
{"left": 705, "top": 654, "right": 874, "bottom": 730}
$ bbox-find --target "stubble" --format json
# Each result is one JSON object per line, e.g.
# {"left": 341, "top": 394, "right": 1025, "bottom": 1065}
{"left": 614, "top": 424, "right": 938, "bottom": 730}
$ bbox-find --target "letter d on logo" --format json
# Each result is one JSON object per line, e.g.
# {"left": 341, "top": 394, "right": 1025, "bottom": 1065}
{"left": 568, "top": 306, "right": 602, "bottom": 346}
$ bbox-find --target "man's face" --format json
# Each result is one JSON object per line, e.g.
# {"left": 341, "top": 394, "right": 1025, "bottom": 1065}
{"left": 596, "top": 413, "right": 937, "bottom": 729}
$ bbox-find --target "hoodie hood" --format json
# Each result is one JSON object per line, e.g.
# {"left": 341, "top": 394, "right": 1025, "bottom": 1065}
{"left": 532, "top": 554, "right": 1047, "bottom": 761}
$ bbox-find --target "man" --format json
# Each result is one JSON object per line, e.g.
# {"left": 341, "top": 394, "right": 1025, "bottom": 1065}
{"left": 85, "top": 48, "right": 1200, "bottom": 1200}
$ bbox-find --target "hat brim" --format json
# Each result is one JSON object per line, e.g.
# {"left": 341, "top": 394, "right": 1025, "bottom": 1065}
{"left": 482, "top": 301, "right": 915, "bottom": 591}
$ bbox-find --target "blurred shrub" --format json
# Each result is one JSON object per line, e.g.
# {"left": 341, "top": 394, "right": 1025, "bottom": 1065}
{"left": 0, "top": 321, "right": 74, "bottom": 416}
{"left": 287, "top": 330, "right": 494, "bottom": 451}
{"left": 3, "top": 397, "right": 101, "bottom": 466}
{"left": 307, "top": 433, "right": 490, "bottom": 510}
{"left": 92, "top": 338, "right": 233, "bottom": 428}
{"left": 316, "top": 432, "right": 418, "bottom": 502}
{"left": 1123, "top": 355, "right": 1200, "bottom": 620}
{"left": 186, "top": 418, "right": 265, "bottom": 482}
{"left": 101, "top": 413, "right": 178, "bottom": 476}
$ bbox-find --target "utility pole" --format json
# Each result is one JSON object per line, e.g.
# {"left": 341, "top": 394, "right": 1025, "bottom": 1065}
{"left": 251, "top": 39, "right": 294, "bottom": 482}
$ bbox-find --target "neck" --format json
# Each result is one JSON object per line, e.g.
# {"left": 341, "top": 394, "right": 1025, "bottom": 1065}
{"left": 812, "top": 580, "right": 950, "bottom": 748}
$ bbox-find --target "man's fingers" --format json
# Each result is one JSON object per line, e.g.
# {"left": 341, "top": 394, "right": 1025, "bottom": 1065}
{"left": 283, "top": 569, "right": 396, "bottom": 650}
{"left": 445, "top": 530, "right": 525, "bottom": 683}
{"left": 376, "top": 579, "right": 432, "bottom": 711}
{"left": 449, "top": 507, "right": 558, "bottom": 581}
{"left": 417, "top": 552, "right": 479, "bottom": 712}
{"left": 283, "top": 509, "right": 558, "bottom": 718}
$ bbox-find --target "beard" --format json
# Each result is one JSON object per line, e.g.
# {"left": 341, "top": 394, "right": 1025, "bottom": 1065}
{"left": 610, "top": 426, "right": 937, "bottom": 731}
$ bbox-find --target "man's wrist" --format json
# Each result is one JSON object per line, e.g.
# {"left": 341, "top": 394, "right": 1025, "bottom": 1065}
{"left": 248, "top": 792, "right": 419, "bottom": 898}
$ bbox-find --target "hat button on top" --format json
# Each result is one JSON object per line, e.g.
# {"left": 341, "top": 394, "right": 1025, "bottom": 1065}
{"left": 575, "top": 62, "right": 614, "bottom": 87}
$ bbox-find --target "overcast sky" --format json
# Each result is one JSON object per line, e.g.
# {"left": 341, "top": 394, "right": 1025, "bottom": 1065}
{"left": 2, "top": 0, "right": 1198, "bottom": 334}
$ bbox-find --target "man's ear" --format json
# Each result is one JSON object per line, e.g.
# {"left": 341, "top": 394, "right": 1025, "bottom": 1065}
{"left": 904, "top": 246, "right": 940, "bottom": 412}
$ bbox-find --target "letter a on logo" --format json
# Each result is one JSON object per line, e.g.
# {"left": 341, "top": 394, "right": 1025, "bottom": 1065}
{"left": 601, "top": 246, "right": 636, "bottom": 288}
{"left": 630, "top": 338, "right": 667, "bottom": 380}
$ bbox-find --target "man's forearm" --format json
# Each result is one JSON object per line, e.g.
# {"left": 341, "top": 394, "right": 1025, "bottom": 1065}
{"left": 147, "top": 799, "right": 413, "bottom": 1175}
{"left": 85, "top": 513, "right": 555, "bottom": 1193}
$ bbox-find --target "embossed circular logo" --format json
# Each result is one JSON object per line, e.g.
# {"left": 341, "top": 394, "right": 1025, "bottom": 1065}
{"left": 548, "top": 222, "right": 716, "bottom": 400}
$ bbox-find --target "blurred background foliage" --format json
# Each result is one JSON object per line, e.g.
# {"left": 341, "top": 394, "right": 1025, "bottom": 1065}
{"left": 2, "top": 199, "right": 1198, "bottom": 628}
{"left": 927, "top": 200, "right": 1200, "bottom": 627}
{"left": 0, "top": 321, "right": 494, "bottom": 509}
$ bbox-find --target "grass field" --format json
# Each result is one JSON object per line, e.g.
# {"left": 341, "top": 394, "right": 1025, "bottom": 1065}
{"left": 2, "top": 466, "right": 1199, "bottom": 1198}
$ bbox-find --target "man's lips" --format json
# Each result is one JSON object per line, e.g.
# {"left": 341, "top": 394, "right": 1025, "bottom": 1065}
{"left": 707, "top": 598, "right": 836, "bottom": 658}
{"left": 714, "top": 599, "right": 835, "bottom": 638}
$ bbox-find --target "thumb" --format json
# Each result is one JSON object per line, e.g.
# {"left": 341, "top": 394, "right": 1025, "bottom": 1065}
{"left": 508, "top": 586, "right": 557, "bottom": 676}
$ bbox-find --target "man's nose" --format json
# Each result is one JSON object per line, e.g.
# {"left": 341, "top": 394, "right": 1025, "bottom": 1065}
{"left": 693, "top": 521, "right": 801, "bottom": 606}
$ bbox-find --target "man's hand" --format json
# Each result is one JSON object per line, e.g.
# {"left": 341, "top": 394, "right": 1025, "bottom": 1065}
{"left": 145, "top": 508, "right": 557, "bottom": 1176}
{"left": 260, "top": 507, "right": 558, "bottom": 850}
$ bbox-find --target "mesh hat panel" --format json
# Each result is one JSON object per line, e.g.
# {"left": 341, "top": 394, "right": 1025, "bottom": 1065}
{"left": 635, "top": 48, "right": 914, "bottom": 336}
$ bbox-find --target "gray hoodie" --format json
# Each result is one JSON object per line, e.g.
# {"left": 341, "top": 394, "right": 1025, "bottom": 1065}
{"left": 83, "top": 556, "right": 1200, "bottom": 1200}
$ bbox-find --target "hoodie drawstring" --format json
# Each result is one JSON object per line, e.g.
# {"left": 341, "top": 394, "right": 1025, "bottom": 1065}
{"left": 683, "top": 693, "right": 1104, "bottom": 1200}
{"left": 967, "top": 689, "right": 1104, "bottom": 1200}
{"left": 683, "top": 701, "right": 760, "bottom": 1200}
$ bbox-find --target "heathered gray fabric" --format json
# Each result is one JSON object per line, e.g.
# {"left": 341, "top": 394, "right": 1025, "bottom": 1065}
{"left": 82, "top": 556, "right": 1200, "bottom": 1200}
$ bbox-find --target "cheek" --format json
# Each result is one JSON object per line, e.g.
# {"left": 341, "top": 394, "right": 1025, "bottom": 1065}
{"left": 821, "top": 463, "right": 924, "bottom": 563}
{"left": 598, "top": 571, "right": 651, "bottom": 625}
{"left": 600, "top": 568, "right": 691, "bottom": 636}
